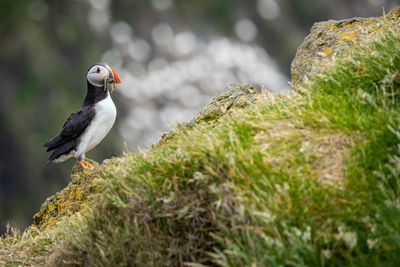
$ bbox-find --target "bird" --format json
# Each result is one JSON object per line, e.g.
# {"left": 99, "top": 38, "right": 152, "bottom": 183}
{"left": 44, "top": 62, "right": 121, "bottom": 169}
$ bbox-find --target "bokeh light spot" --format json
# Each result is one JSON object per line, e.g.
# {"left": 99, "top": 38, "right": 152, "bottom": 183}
{"left": 174, "top": 32, "right": 198, "bottom": 56}
{"left": 88, "top": 0, "right": 110, "bottom": 9}
{"left": 151, "top": 0, "right": 173, "bottom": 11}
{"left": 102, "top": 49, "right": 123, "bottom": 69}
{"left": 257, "top": 0, "right": 280, "bottom": 20}
{"left": 235, "top": 19, "right": 258, "bottom": 42}
{"left": 128, "top": 40, "right": 152, "bottom": 62}
{"left": 110, "top": 22, "right": 133, "bottom": 45}
{"left": 27, "top": 0, "right": 48, "bottom": 21}
{"left": 152, "top": 23, "right": 174, "bottom": 46}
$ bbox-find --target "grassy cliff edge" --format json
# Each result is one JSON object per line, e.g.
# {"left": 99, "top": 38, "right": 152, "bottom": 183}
{"left": 1, "top": 11, "right": 400, "bottom": 266}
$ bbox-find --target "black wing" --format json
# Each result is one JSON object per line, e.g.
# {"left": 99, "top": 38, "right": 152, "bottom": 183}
{"left": 44, "top": 106, "right": 95, "bottom": 151}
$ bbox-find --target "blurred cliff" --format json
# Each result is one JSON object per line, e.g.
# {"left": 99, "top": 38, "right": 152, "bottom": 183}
{"left": 0, "top": 0, "right": 398, "bottom": 233}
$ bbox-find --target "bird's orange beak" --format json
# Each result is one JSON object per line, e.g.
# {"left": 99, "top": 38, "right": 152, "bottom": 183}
{"left": 110, "top": 68, "right": 121, "bottom": 84}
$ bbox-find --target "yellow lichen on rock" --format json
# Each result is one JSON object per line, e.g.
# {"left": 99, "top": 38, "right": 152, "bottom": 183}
{"left": 340, "top": 29, "right": 359, "bottom": 41}
{"left": 389, "top": 7, "right": 400, "bottom": 17}
{"left": 29, "top": 159, "right": 99, "bottom": 235}
{"left": 291, "top": 7, "right": 400, "bottom": 88}
{"left": 323, "top": 48, "right": 333, "bottom": 56}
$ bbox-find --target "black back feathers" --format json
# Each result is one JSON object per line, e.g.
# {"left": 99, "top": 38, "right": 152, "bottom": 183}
{"left": 44, "top": 106, "right": 95, "bottom": 164}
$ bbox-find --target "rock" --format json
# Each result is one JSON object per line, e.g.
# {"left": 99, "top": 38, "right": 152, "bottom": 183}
{"left": 158, "top": 83, "right": 260, "bottom": 145}
{"left": 291, "top": 7, "right": 400, "bottom": 88}
{"left": 29, "top": 159, "right": 99, "bottom": 234}
{"left": 189, "top": 83, "right": 259, "bottom": 124}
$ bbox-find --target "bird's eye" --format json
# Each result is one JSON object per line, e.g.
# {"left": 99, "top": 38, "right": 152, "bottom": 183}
{"left": 96, "top": 67, "right": 100, "bottom": 73}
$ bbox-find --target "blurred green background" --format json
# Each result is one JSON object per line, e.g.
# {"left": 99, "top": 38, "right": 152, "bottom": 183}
{"left": 0, "top": 0, "right": 398, "bottom": 233}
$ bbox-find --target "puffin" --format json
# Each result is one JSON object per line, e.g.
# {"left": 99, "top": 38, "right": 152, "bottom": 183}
{"left": 44, "top": 62, "right": 121, "bottom": 169}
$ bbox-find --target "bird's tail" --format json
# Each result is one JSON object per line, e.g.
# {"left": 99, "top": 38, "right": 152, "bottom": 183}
{"left": 44, "top": 135, "right": 64, "bottom": 152}
{"left": 44, "top": 140, "right": 76, "bottom": 166}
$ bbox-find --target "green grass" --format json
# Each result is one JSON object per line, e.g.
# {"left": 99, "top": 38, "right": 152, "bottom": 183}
{"left": 1, "top": 23, "right": 400, "bottom": 267}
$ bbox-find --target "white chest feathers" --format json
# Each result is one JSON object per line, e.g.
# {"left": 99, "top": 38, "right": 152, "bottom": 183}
{"left": 76, "top": 93, "right": 116, "bottom": 156}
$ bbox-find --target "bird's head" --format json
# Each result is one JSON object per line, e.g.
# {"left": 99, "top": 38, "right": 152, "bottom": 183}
{"left": 87, "top": 62, "right": 121, "bottom": 92}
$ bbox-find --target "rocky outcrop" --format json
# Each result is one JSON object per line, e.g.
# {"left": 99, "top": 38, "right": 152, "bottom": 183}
{"left": 291, "top": 7, "right": 400, "bottom": 88}
{"left": 158, "top": 83, "right": 260, "bottom": 145}
{"left": 189, "top": 83, "right": 260, "bottom": 124}
{"left": 29, "top": 159, "right": 99, "bottom": 234}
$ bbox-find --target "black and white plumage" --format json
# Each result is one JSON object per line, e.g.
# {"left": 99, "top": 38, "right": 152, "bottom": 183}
{"left": 44, "top": 62, "right": 120, "bottom": 169}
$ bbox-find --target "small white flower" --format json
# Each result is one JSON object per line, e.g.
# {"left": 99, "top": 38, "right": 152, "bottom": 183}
{"left": 335, "top": 226, "right": 357, "bottom": 250}
{"left": 321, "top": 249, "right": 331, "bottom": 259}
{"left": 342, "top": 232, "right": 357, "bottom": 250}
{"left": 367, "top": 238, "right": 378, "bottom": 249}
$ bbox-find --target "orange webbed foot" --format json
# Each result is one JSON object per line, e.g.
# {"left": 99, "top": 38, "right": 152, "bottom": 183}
{"left": 77, "top": 159, "right": 94, "bottom": 170}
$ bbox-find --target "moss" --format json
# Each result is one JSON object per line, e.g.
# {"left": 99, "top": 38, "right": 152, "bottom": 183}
{"left": 29, "top": 159, "right": 99, "bottom": 235}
